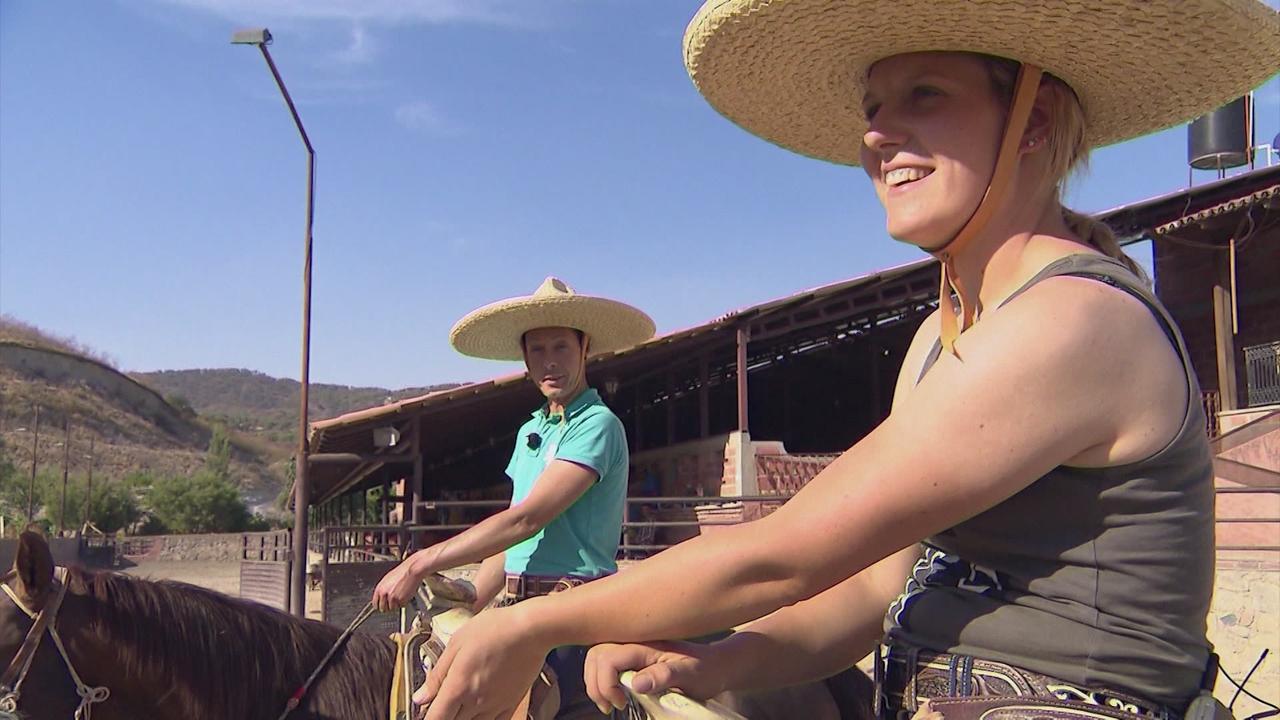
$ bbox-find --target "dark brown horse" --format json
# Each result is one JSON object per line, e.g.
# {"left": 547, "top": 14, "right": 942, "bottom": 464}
{"left": 2, "top": 531, "right": 874, "bottom": 720}
{"left": 1, "top": 531, "right": 394, "bottom": 720}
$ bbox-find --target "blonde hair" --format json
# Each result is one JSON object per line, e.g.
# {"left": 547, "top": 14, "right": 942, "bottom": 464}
{"left": 983, "top": 56, "right": 1148, "bottom": 282}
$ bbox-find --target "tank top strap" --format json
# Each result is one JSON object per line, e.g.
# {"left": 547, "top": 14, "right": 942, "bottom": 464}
{"left": 917, "top": 254, "right": 1190, "bottom": 393}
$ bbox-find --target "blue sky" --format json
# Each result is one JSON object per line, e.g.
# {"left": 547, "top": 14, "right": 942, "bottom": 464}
{"left": 2, "top": 1, "right": 1278, "bottom": 389}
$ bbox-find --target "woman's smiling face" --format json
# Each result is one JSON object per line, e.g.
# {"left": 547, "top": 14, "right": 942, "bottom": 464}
{"left": 860, "top": 52, "right": 1008, "bottom": 250}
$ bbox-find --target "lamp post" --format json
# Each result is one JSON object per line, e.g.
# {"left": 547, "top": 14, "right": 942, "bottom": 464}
{"left": 232, "top": 27, "right": 315, "bottom": 617}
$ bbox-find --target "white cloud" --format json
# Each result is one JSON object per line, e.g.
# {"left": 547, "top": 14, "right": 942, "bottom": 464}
{"left": 334, "top": 25, "right": 375, "bottom": 64}
{"left": 394, "top": 101, "right": 454, "bottom": 135}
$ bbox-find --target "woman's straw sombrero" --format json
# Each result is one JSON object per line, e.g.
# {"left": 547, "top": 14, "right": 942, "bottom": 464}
{"left": 683, "top": 0, "right": 1280, "bottom": 166}
{"left": 450, "top": 277, "right": 656, "bottom": 361}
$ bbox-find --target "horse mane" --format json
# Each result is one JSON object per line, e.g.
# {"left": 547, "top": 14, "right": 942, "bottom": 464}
{"left": 66, "top": 566, "right": 394, "bottom": 720}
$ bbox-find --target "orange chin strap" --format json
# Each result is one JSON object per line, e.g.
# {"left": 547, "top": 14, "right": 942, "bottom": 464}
{"left": 935, "top": 63, "right": 1044, "bottom": 355}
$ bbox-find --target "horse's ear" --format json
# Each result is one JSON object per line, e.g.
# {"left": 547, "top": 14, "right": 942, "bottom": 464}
{"left": 13, "top": 530, "right": 55, "bottom": 604}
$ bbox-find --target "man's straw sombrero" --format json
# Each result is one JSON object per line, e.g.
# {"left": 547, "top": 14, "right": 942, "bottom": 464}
{"left": 450, "top": 277, "right": 656, "bottom": 361}
{"left": 683, "top": 0, "right": 1280, "bottom": 166}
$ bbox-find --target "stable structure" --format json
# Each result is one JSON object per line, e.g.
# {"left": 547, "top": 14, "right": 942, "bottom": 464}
{"left": 306, "top": 258, "right": 939, "bottom": 526}
{"left": 307, "top": 165, "right": 1279, "bottom": 521}
{"left": 289, "top": 166, "right": 1280, "bottom": 632}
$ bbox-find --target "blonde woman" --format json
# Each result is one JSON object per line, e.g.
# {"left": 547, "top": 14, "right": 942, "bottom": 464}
{"left": 415, "top": 3, "right": 1280, "bottom": 719}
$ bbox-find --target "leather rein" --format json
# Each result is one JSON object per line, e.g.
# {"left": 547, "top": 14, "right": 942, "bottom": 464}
{"left": 0, "top": 567, "right": 110, "bottom": 719}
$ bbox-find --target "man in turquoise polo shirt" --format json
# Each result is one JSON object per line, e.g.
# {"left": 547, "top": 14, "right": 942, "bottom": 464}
{"left": 504, "top": 381, "right": 628, "bottom": 582}
{"left": 372, "top": 276, "right": 654, "bottom": 716}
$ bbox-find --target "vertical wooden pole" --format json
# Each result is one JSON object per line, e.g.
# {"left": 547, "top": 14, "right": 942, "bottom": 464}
{"left": 411, "top": 418, "right": 424, "bottom": 551}
{"left": 26, "top": 405, "right": 41, "bottom": 523}
{"left": 666, "top": 372, "right": 677, "bottom": 445}
{"left": 381, "top": 475, "right": 391, "bottom": 525}
{"left": 1213, "top": 240, "right": 1233, "bottom": 412}
{"left": 633, "top": 385, "right": 645, "bottom": 453}
{"left": 59, "top": 417, "right": 71, "bottom": 534}
{"left": 698, "top": 354, "right": 710, "bottom": 439}
{"left": 83, "top": 435, "right": 95, "bottom": 530}
{"left": 736, "top": 328, "right": 750, "bottom": 433}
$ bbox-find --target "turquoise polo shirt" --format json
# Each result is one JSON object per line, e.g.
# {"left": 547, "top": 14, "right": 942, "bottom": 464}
{"left": 503, "top": 388, "right": 628, "bottom": 578}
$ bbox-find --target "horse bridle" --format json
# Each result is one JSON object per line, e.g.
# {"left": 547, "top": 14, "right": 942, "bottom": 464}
{"left": 1, "top": 567, "right": 110, "bottom": 719}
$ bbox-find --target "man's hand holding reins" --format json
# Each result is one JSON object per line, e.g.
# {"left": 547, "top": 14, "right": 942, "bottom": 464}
{"left": 372, "top": 556, "right": 427, "bottom": 612}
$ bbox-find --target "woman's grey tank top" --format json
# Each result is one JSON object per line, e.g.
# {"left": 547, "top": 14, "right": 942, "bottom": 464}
{"left": 884, "top": 254, "right": 1215, "bottom": 709}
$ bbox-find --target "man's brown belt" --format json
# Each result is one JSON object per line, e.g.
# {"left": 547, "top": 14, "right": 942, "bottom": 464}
{"left": 504, "top": 573, "right": 592, "bottom": 602}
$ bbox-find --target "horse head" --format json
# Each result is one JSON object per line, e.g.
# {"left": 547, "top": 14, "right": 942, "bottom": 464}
{"left": 0, "top": 531, "right": 81, "bottom": 719}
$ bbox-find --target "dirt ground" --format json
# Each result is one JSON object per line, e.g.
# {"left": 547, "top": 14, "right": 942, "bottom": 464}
{"left": 117, "top": 560, "right": 477, "bottom": 624}
{"left": 120, "top": 559, "right": 242, "bottom": 595}
{"left": 119, "top": 559, "right": 325, "bottom": 620}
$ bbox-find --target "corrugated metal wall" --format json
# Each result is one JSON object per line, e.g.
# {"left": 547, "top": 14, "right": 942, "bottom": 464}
{"left": 239, "top": 559, "right": 291, "bottom": 612}
{"left": 323, "top": 560, "right": 400, "bottom": 637}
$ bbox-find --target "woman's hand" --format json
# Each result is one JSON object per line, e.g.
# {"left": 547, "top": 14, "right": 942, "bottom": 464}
{"left": 584, "top": 640, "right": 731, "bottom": 714}
{"left": 414, "top": 604, "right": 551, "bottom": 720}
{"left": 372, "top": 556, "right": 425, "bottom": 612}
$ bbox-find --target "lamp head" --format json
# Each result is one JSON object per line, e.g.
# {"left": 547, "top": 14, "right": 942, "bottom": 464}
{"left": 231, "top": 28, "right": 272, "bottom": 45}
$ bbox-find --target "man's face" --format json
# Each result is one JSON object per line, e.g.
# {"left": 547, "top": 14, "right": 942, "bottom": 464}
{"left": 522, "top": 326, "right": 586, "bottom": 404}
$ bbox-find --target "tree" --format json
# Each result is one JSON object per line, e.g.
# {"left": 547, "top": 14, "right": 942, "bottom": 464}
{"left": 166, "top": 394, "right": 196, "bottom": 418}
{"left": 45, "top": 477, "right": 141, "bottom": 534}
{"left": 0, "top": 438, "right": 29, "bottom": 533}
{"left": 204, "top": 424, "right": 232, "bottom": 483}
{"left": 147, "top": 471, "right": 253, "bottom": 533}
{"left": 0, "top": 437, "right": 22, "bottom": 507}
{"left": 84, "top": 481, "right": 141, "bottom": 534}
{"left": 3, "top": 470, "right": 55, "bottom": 529}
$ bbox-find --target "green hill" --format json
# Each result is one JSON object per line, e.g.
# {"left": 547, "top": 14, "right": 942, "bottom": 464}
{"left": 0, "top": 319, "right": 282, "bottom": 516}
{"left": 0, "top": 316, "right": 459, "bottom": 521}
{"left": 131, "top": 368, "right": 458, "bottom": 445}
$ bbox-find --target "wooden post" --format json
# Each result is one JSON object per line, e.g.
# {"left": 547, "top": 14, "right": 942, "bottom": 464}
{"left": 83, "top": 436, "right": 94, "bottom": 530}
{"left": 59, "top": 416, "right": 71, "bottom": 535}
{"left": 411, "top": 417, "right": 424, "bottom": 550}
{"left": 666, "top": 372, "right": 677, "bottom": 445}
{"left": 736, "top": 327, "right": 750, "bottom": 434}
{"left": 26, "top": 405, "right": 40, "bottom": 523}
{"left": 698, "top": 355, "right": 710, "bottom": 439}
{"left": 633, "top": 385, "right": 645, "bottom": 452}
{"left": 869, "top": 338, "right": 883, "bottom": 422}
{"left": 1214, "top": 284, "right": 1238, "bottom": 411}
{"left": 732, "top": 327, "right": 757, "bottom": 496}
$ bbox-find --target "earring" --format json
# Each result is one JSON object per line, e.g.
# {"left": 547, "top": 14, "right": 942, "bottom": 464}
{"left": 1025, "top": 137, "right": 1041, "bottom": 149}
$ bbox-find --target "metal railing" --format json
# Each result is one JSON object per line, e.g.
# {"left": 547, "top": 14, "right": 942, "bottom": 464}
{"left": 1244, "top": 340, "right": 1280, "bottom": 407}
{"left": 309, "top": 487, "right": 1278, "bottom": 559}
{"left": 311, "top": 495, "right": 799, "bottom": 560}
{"left": 1202, "top": 391, "right": 1221, "bottom": 438}
{"left": 241, "top": 529, "right": 292, "bottom": 562}
{"left": 1213, "top": 485, "right": 1280, "bottom": 553}
{"left": 116, "top": 536, "right": 159, "bottom": 558}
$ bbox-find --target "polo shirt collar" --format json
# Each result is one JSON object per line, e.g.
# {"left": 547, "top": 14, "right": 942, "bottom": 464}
{"left": 532, "top": 387, "right": 600, "bottom": 422}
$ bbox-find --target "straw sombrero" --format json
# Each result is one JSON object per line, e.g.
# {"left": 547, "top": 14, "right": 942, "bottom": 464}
{"left": 450, "top": 277, "right": 656, "bottom": 361}
{"left": 683, "top": 0, "right": 1280, "bottom": 166}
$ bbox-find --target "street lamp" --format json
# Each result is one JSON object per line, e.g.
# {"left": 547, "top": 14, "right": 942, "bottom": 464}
{"left": 232, "top": 26, "right": 315, "bottom": 617}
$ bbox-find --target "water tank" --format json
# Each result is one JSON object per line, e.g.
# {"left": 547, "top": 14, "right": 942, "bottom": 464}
{"left": 1188, "top": 96, "right": 1251, "bottom": 170}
